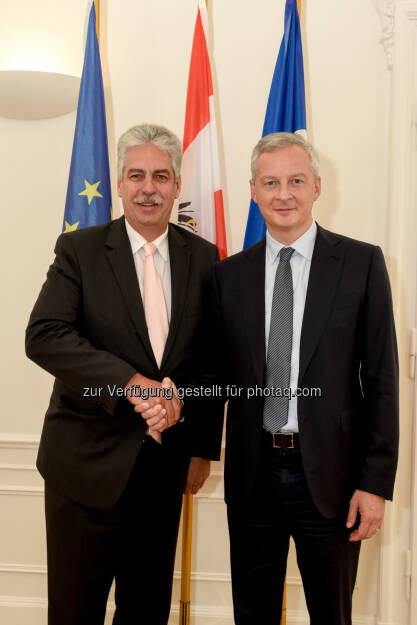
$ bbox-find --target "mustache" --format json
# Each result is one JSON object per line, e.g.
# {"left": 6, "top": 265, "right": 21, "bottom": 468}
{"left": 133, "top": 194, "right": 164, "bottom": 206}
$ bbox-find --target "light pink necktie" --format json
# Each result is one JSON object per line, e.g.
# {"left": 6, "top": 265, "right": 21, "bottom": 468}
{"left": 143, "top": 242, "right": 169, "bottom": 368}
{"left": 143, "top": 242, "right": 169, "bottom": 444}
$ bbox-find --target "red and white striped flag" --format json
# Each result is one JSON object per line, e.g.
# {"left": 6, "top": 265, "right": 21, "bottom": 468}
{"left": 178, "top": 0, "right": 227, "bottom": 260}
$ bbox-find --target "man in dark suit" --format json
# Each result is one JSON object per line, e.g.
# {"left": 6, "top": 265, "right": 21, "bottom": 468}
{"left": 210, "top": 133, "right": 399, "bottom": 624}
{"left": 25, "top": 124, "right": 224, "bottom": 625}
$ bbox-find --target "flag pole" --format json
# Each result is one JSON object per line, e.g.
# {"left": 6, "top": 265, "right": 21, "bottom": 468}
{"left": 179, "top": 493, "right": 193, "bottom": 624}
{"left": 180, "top": 0, "right": 216, "bottom": 621}
{"left": 281, "top": 579, "right": 287, "bottom": 625}
{"left": 94, "top": 0, "right": 100, "bottom": 41}
{"left": 279, "top": 0, "right": 303, "bottom": 597}
{"left": 179, "top": 0, "right": 194, "bottom": 570}
{"left": 281, "top": 11, "right": 303, "bottom": 623}
{"left": 63, "top": 0, "right": 111, "bottom": 232}
{"left": 283, "top": 5, "right": 302, "bottom": 624}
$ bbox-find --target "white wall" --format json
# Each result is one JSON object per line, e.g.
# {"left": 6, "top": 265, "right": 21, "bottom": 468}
{"left": 0, "top": 1, "right": 412, "bottom": 624}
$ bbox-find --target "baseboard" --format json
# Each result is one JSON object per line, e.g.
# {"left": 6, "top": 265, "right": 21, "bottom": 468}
{"left": 0, "top": 596, "right": 393, "bottom": 625}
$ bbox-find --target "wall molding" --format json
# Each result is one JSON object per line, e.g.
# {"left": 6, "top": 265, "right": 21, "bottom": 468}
{"left": 0, "top": 563, "right": 236, "bottom": 583}
{"left": 176, "top": 570, "right": 302, "bottom": 586}
{"left": 0, "top": 563, "right": 303, "bottom": 589}
{"left": 0, "top": 563, "right": 46, "bottom": 575}
{"left": 0, "top": 434, "right": 39, "bottom": 450}
{"left": 377, "top": 0, "right": 396, "bottom": 69}
{"left": 0, "top": 595, "right": 46, "bottom": 608}
{"left": 0, "top": 435, "right": 224, "bottom": 501}
{"left": 0, "top": 485, "right": 223, "bottom": 501}
{"left": 194, "top": 493, "right": 224, "bottom": 503}
{"left": 0, "top": 463, "right": 36, "bottom": 472}
{"left": 173, "top": 570, "right": 230, "bottom": 583}
{"left": 0, "top": 486, "right": 43, "bottom": 496}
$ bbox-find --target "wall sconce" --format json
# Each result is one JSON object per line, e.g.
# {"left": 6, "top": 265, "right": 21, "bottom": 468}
{"left": 0, "top": 70, "right": 80, "bottom": 120}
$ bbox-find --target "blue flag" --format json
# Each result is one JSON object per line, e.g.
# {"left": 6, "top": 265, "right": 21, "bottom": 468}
{"left": 243, "top": 0, "right": 306, "bottom": 248}
{"left": 62, "top": 2, "right": 111, "bottom": 232}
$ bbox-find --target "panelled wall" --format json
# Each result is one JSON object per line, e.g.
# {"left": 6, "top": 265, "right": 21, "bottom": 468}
{"left": 0, "top": 438, "right": 388, "bottom": 625}
{"left": 0, "top": 1, "right": 415, "bottom": 624}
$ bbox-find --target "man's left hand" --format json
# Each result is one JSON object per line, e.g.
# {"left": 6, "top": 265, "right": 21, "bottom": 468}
{"left": 184, "top": 457, "right": 211, "bottom": 495}
{"left": 346, "top": 489, "right": 385, "bottom": 542}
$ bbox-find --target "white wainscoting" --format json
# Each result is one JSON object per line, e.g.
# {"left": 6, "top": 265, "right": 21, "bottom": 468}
{"left": 0, "top": 434, "right": 395, "bottom": 625}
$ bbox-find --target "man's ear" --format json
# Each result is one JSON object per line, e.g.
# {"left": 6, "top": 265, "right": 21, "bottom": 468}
{"left": 250, "top": 179, "right": 256, "bottom": 203}
{"left": 175, "top": 175, "right": 182, "bottom": 199}
{"left": 313, "top": 176, "right": 321, "bottom": 201}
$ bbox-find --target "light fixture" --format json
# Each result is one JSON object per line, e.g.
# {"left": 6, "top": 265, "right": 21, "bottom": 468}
{"left": 0, "top": 70, "right": 80, "bottom": 120}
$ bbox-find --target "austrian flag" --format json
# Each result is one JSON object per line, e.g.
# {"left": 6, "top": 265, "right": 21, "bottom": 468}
{"left": 178, "top": 0, "right": 227, "bottom": 259}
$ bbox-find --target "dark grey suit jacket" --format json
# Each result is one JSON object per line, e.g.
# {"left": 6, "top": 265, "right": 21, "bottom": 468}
{"left": 26, "top": 217, "right": 224, "bottom": 511}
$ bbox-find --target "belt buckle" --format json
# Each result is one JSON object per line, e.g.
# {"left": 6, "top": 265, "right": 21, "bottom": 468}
{"left": 272, "top": 433, "right": 294, "bottom": 449}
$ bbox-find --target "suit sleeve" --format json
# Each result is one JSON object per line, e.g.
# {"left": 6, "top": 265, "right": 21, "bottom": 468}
{"left": 182, "top": 255, "right": 226, "bottom": 460}
{"left": 25, "top": 232, "right": 137, "bottom": 416}
{"left": 357, "top": 245, "right": 399, "bottom": 499}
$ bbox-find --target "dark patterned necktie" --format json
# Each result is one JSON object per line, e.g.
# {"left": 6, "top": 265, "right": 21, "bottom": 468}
{"left": 263, "top": 247, "right": 295, "bottom": 432}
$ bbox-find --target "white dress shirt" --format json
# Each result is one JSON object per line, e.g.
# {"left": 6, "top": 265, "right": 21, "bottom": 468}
{"left": 265, "top": 221, "right": 317, "bottom": 432}
{"left": 124, "top": 220, "right": 171, "bottom": 321}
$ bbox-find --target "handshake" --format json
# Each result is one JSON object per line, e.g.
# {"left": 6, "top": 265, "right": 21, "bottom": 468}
{"left": 125, "top": 373, "right": 182, "bottom": 436}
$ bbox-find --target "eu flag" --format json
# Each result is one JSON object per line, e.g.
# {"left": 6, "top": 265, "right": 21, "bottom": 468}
{"left": 243, "top": 0, "right": 306, "bottom": 248}
{"left": 62, "top": 2, "right": 111, "bottom": 232}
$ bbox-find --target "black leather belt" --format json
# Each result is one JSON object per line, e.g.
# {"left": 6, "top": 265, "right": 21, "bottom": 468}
{"left": 262, "top": 430, "right": 300, "bottom": 449}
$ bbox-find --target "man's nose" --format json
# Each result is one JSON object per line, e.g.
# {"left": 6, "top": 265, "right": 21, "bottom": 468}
{"left": 141, "top": 176, "right": 156, "bottom": 194}
{"left": 277, "top": 182, "right": 292, "bottom": 200}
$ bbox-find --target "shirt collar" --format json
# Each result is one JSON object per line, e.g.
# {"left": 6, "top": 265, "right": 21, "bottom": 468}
{"left": 125, "top": 219, "right": 169, "bottom": 261}
{"left": 266, "top": 220, "right": 317, "bottom": 264}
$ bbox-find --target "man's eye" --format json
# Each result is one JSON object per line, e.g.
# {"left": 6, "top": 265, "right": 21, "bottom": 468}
{"left": 292, "top": 178, "right": 303, "bottom": 184}
{"left": 155, "top": 175, "right": 168, "bottom": 182}
{"left": 265, "top": 180, "right": 276, "bottom": 187}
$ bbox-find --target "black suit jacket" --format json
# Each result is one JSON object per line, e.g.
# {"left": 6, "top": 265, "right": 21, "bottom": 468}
{"left": 211, "top": 224, "right": 399, "bottom": 518}
{"left": 26, "top": 217, "right": 224, "bottom": 511}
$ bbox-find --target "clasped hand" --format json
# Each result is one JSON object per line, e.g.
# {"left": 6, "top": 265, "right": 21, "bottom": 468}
{"left": 125, "top": 373, "right": 181, "bottom": 433}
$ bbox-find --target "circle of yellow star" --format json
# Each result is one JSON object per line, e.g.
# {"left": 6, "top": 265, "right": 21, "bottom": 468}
{"left": 64, "top": 221, "right": 80, "bottom": 232}
{"left": 78, "top": 179, "right": 103, "bottom": 205}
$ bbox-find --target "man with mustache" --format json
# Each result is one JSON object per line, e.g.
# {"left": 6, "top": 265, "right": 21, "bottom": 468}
{"left": 25, "top": 124, "right": 224, "bottom": 625}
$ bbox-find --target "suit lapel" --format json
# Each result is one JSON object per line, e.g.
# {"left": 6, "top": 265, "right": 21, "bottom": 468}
{"left": 104, "top": 217, "right": 156, "bottom": 365}
{"left": 299, "top": 225, "right": 344, "bottom": 381}
{"left": 239, "top": 239, "right": 266, "bottom": 386}
{"left": 160, "top": 225, "right": 191, "bottom": 369}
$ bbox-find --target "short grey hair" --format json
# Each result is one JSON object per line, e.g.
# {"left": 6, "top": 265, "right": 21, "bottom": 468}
{"left": 251, "top": 132, "right": 319, "bottom": 181}
{"left": 117, "top": 123, "right": 182, "bottom": 180}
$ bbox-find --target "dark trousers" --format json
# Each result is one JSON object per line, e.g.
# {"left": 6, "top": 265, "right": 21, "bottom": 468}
{"left": 227, "top": 442, "right": 361, "bottom": 625}
{"left": 44, "top": 436, "right": 188, "bottom": 625}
